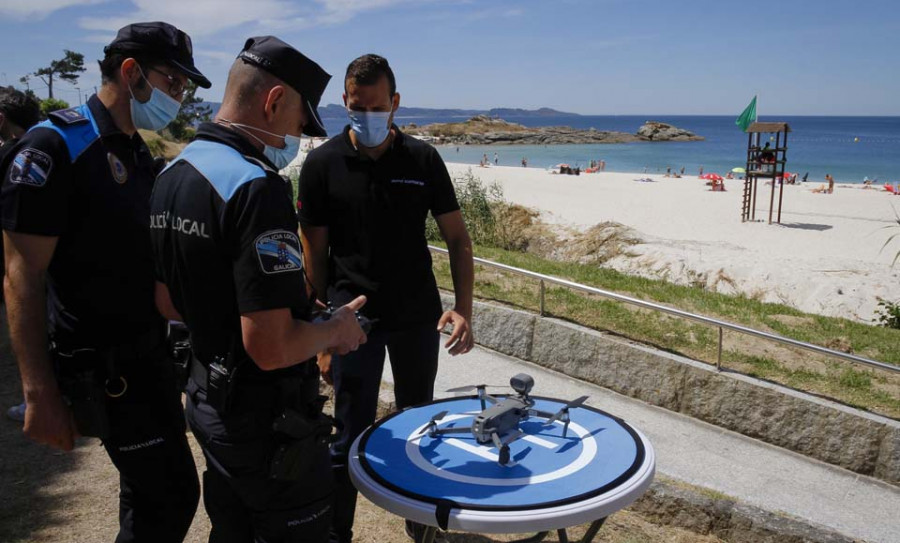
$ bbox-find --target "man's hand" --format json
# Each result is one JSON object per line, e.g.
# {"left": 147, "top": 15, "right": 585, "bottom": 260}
{"left": 24, "top": 387, "right": 79, "bottom": 451}
{"left": 327, "top": 295, "right": 368, "bottom": 355}
{"left": 317, "top": 352, "right": 333, "bottom": 385}
{"left": 437, "top": 309, "right": 474, "bottom": 356}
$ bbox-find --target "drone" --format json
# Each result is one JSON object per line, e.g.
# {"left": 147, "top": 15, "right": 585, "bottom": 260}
{"left": 419, "top": 373, "right": 588, "bottom": 465}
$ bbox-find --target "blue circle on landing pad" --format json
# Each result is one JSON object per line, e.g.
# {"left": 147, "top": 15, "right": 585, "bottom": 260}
{"left": 357, "top": 396, "right": 644, "bottom": 510}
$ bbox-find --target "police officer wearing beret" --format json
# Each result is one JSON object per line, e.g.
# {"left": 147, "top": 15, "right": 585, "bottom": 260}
{"left": 150, "top": 36, "right": 367, "bottom": 542}
{"left": 1, "top": 22, "right": 209, "bottom": 542}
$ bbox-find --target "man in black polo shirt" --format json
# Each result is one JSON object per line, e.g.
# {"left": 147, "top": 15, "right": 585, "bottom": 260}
{"left": 297, "top": 54, "right": 475, "bottom": 543}
{"left": 1, "top": 22, "right": 208, "bottom": 542}
{"left": 150, "top": 36, "right": 367, "bottom": 542}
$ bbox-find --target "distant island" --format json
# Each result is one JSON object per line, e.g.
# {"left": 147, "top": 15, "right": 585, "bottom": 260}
{"left": 315, "top": 104, "right": 580, "bottom": 119}
{"left": 402, "top": 116, "right": 704, "bottom": 145}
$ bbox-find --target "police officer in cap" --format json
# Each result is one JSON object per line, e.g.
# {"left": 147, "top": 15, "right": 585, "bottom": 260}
{"left": 150, "top": 36, "right": 367, "bottom": 542}
{"left": 1, "top": 22, "right": 209, "bottom": 542}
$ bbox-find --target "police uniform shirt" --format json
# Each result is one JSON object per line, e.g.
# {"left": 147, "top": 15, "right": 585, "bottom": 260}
{"left": 150, "top": 122, "right": 310, "bottom": 376}
{"left": 1, "top": 95, "right": 164, "bottom": 345}
{"left": 297, "top": 125, "right": 460, "bottom": 331}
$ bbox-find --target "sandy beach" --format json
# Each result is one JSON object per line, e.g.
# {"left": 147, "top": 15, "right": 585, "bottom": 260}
{"left": 445, "top": 163, "right": 900, "bottom": 323}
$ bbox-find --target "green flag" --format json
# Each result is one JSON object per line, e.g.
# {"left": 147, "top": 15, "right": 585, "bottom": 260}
{"left": 735, "top": 96, "right": 757, "bottom": 132}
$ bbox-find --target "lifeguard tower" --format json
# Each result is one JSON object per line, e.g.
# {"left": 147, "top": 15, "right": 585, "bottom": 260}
{"left": 741, "top": 122, "right": 791, "bottom": 224}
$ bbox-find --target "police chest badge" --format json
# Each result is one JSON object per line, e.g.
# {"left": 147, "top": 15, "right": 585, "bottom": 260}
{"left": 255, "top": 230, "right": 303, "bottom": 274}
{"left": 107, "top": 153, "right": 128, "bottom": 184}
{"left": 10, "top": 148, "right": 53, "bottom": 187}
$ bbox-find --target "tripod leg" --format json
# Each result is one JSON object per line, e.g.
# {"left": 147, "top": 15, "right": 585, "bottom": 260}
{"left": 579, "top": 518, "right": 607, "bottom": 543}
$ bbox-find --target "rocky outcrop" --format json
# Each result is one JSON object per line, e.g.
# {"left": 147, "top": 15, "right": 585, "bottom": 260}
{"left": 636, "top": 120, "right": 704, "bottom": 141}
{"left": 404, "top": 116, "right": 702, "bottom": 145}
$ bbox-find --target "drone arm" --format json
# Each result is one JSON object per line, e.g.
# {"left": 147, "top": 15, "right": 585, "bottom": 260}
{"left": 430, "top": 427, "right": 471, "bottom": 436}
{"left": 529, "top": 408, "right": 556, "bottom": 419}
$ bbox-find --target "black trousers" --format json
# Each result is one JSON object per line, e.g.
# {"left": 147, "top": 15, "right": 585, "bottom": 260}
{"left": 329, "top": 322, "right": 440, "bottom": 543}
{"left": 186, "top": 377, "right": 334, "bottom": 543}
{"left": 59, "top": 343, "right": 200, "bottom": 543}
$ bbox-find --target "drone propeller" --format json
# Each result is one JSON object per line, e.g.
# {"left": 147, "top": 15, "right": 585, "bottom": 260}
{"left": 544, "top": 396, "right": 589, "bottom": 437}
{"left": 445, "top": 383, "right": 503, "bottom": 393}
{"left": 446, "top": 383, "right": 504, "bottom": 410}
{"left": 417, "top": 410, "right": 449, "bottom": 436}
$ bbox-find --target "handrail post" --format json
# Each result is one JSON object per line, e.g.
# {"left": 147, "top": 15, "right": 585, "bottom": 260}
{"left": 539, "top": 280, "right": 545, "bottom": 316}
{"left": 717, "top": 327, "right": 723, "bottom": 371}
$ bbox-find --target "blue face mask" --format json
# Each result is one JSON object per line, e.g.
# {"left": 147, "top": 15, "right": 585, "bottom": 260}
{"left": 348, "top": 110, "right": 392, "bottom": 148}
{"left": 129, "top": 68, "right": 181, "bottom": 131}
{"left": 225, "top": 121, "right": 302, "bottom": 170}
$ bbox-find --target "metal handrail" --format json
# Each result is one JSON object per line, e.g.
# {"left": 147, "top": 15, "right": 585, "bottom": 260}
{"left": 429, "top": 246, "right": 900, "bottom": 375}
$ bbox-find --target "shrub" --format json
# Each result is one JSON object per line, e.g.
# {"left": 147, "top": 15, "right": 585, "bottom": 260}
{"left": 39, "top": 98, "right": 69, "bottom": 118}
{"left": 873, "top": 298, "right": 900, "bottom": 329}
{"left": 426, "top": 170, "right": 533, "bottom": 250}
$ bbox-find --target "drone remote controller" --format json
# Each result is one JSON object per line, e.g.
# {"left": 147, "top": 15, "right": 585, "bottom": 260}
{"left": 312, "top": 303, "right": 373, "bottom": 334}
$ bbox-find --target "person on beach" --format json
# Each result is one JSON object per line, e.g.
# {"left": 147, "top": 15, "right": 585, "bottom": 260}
{"left": 297, "top": 53, "right": 474, "bottom": 543}
{"left": 827, "top": 174, "right": 834, "bottom": 194}
{"left": 699, "top": 165, "right": 704, "bottom": 176}
{"left": 522, "top": 156, "right": 527, "bottom": 167}
{"left": 494, "top": 152, "right": 498, "bottom": 165}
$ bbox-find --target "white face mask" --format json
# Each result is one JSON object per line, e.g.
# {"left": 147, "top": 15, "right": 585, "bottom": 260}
{"left": 129, "top": 67, "right": 181, "bottom": 131}
{"left": 221, "top": 119, "right": 302, "bottom": 170}
{"left": 347, "top": 109, "right": 393, "bottom": 148}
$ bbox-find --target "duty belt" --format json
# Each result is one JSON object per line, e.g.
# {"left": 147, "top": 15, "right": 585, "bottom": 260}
{"left": 189, "top": 356, "right": 318, "bottom": 389}
{"left": 54, "top": 327, "right": 167, "bottom": 362}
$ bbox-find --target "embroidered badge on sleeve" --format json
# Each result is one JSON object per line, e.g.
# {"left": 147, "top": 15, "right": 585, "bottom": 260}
{"left": 9, "top": 148, "right": 53, "bottom": 187}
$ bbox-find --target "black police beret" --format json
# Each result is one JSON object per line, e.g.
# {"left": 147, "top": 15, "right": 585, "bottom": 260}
{"left": 237, "top": 36, "right": 331, "bottom": 137}
{"left": 104, "top": 21, "right": 211, "bottom": 89}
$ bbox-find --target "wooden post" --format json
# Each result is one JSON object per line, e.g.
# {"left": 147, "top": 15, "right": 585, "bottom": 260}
{"left": 772, "top": 132, "right": 785, "bottom": 224}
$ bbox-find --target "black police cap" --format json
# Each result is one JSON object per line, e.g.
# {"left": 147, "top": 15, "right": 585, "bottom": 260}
{"left": 237, "top": 36, "right": 331, "bottom": 137}
{"left": 104, "top": 21, "right": 211, "bottom": 89}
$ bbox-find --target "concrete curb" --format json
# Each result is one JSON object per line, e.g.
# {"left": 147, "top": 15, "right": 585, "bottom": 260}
{"left": 633, "top": 479, "right": 858, "bottom": 543}
{"left": 443, "top": 294, "right": 900, "bottom": 486}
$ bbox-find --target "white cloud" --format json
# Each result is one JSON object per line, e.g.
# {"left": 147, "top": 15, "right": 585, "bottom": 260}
{"left": 77, "top": 0, "right": 304, "bottom": 37}
{"left": 0, "top": 0, "right": 111, "bottom": 20}
{"left": 313, "top": 0, "right": 434, "bottom": 25}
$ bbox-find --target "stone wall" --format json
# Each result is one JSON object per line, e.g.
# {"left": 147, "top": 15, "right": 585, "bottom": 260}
{"left": 445, "top": 294, "right": 900, "bottom": 486}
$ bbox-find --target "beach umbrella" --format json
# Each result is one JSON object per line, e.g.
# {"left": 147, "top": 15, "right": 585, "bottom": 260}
{"left": 707, "top": 173, "right": 723, "bottom": 181}
{"left": 731, "top": 167, "right": 746, "bottom": 173}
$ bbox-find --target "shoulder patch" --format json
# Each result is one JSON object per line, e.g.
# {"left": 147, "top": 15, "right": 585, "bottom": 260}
{"left": 48, "top": 108, "right": 89, "bottom": 126}
{"left": 255, "top": 230, "right": 303, "bottom": 274}
{"left": 9, "top": 148, "right": 53, "bottom": 187}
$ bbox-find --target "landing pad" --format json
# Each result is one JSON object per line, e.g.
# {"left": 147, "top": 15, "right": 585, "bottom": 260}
{"left": 349, "top": 396, "right": 655, "bottom": 533}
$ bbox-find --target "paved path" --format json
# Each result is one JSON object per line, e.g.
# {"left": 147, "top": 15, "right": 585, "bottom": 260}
{"left": 381, "top": 344, "right": 900, "bottom": 542}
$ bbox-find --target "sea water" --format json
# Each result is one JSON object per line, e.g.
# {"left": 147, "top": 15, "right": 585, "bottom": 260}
{"left": 323, "top": 115, "right": 900, "bottom": 183}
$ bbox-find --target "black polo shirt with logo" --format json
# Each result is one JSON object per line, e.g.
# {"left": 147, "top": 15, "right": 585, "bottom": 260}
{"left": 0, "top": 95, "right": 164, "bottom": 346}
{"left": 150, "top": 122, "right": 311, "bottom": 378}
{"left": 297, "top": 125, "right": 459, "bottom": 331}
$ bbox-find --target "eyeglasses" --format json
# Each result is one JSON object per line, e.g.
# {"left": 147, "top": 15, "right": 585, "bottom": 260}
{"left": 146, "top": 66, "right": 187, "bottom": 98}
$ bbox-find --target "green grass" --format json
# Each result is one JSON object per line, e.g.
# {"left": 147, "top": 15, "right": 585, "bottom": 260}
{"left": 431, "top": 242, "right": 900, "bottom": 418}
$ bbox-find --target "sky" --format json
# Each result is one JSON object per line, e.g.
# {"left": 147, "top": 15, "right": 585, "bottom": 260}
{"left": 1, "top": 0, "right": 898, "bottom": 116}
